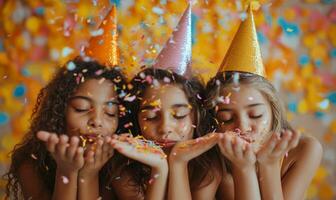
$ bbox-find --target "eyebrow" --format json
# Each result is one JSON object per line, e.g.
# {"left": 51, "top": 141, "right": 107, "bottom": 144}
{"left": 172, "top": 104, "right": 190, "bottom": 109}
{"left": 140, "top": 103, "right": 189, "bottom": 111}
{"left": 218, "top": 103, "right": 264, "bottom": 112}
{"left": 69, "top": 96, "right": 119, "bottom": 105}
{"left": 140, "top": 105, "right": 158, "bottom": 111}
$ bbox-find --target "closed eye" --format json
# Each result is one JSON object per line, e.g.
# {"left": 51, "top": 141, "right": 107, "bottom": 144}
{"left": 250, "top": 114, "right": 262, "bottom": 119}
{"left": 173, "top": 114, "right": 188, "bottom": 120}
{"left": 106, "top": 112, "right": 117, "bottom": 117}
{"left": 74, "top": 108, "right": 89, "bottom": 112}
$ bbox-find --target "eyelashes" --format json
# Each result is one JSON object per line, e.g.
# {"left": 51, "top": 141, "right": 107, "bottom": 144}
{"left": 143, "top": 114, "right": 189, "bottom": 121}
{"left": 73, "top": 107, "right": 117, "bottom": 117}
{"left": 218, "top": 114, "right": 264, "bottom": 124}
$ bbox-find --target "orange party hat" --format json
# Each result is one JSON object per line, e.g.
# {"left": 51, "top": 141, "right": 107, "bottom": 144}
{"left": 85, "top": 5, "right": 119, "bottom": 67}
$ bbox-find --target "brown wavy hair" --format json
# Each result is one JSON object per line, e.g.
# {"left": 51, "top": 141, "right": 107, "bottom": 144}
{"left": 3, "top": 57, "right": 127, "bottom": 199}
{"left": 115, "top": 68, "right": 222, "bottom": 195}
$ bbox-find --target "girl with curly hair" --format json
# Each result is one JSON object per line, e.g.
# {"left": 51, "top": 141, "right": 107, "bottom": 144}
{"left": 4, "top": 58, "right": 128, "bottom": 199}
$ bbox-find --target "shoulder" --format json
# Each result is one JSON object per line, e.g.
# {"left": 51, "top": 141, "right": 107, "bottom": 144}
{"left": 283, "top": 134, "right": 323, "bottom": 175}
{"left": 294, "top": 135, "right": 323, "bottom": 159}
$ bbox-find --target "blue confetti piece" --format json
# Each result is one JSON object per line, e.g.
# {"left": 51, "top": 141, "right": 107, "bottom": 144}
{"left": 318, "top": 99, "right": 329, "bottom": 110}
{"left": 299, "top": 54, "right": 310, "bottom": 66}
{"left": 330, "top": 48, "right": 336, "bottom": 58}
{"left": 314, "top": 59, "right": 322, "bottom": 68}
{"left": 191, "top": 13, "right": 198, "bottom": 45}
{"left": 0, "top": 112, "right": 9, "bottom": 125}
{"left": 152, "top": 6, "right": 164, "bottom": 15}
{"left": 35, "top": 6, "right": 45, "bottom": 15}
{"left": 13, "top": 84, "right": 26, "bottom": 98}
{"left": 140, "top": 21, "right": 149, "bottom": 29}
{"left": 278, "top": 17, "right": 300, "bottom": 36}
{"left": 0, "top": 39, "right": 3, "bottom": 51}
{"left": 257, "top": 31, "right": 267, "bottom": 44}
{"left": 322, "top": 0, "right": 334, "bottom": 4}
{"left": 314, "top": 111, "right": 325, "bottom": 119}
{"left": 67, "top": 61, "right": 76, "bottom": 71}
{"left": 21, "top": 68, "right": 31, "bottom": 76}
{"left": 160, "top": 0, "right": 167, "bottom": 5}
{"left": 327, "top": 92, "right": 336, "bottom": 105}
{"left": 110, "top": 0, "right": 120, "bottom": 7}
{"left": 288, "top": 102, "right": 298, "bottom": 113}
{"left": 62, "top": 47, "right": 74, "bottom": 57}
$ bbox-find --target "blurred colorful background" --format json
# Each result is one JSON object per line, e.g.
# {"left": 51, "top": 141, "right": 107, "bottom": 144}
{"left": 0, "top": 0, "right": 335, "bottom": 198}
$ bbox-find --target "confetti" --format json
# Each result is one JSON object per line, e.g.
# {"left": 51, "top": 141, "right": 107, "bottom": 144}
{"left": 61, "top": 176, "right": 69, "bottom": 184}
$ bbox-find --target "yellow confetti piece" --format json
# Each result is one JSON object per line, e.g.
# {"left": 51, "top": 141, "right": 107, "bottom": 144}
{"left": 26, "top": 16, "right": 41, "bottom": 34}
{"left": 298, "top": 99, "right": 308, "bottom": 114}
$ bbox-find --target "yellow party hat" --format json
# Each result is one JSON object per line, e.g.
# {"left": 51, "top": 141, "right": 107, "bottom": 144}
{"left": 85, "top": 5, "right": 119, "bottom": 67}
{"left": 218, "top": 4, "right": 265, "bottom": 77}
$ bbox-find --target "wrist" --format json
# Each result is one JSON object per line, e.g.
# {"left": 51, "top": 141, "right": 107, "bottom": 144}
{"left": 152, "top": 160, "right": 169, "bottom": 173}
{"left": 232, "top": 164, "right": 256, "bottom": 175}
{"left": 78, "top": 169, "right": 99, "bottom": 180}
{"left": 258, "top": 162, "right": 281, "bottom": 172}
{"left": 168, "top": 153, "right": 189, "bottom": 165}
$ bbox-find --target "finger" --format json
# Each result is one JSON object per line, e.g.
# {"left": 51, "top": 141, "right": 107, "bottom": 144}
{"left": 118, "top": 133, "right": 133, "bottom": 141}
{"left": 74, "top": 147, "right": 84, "bottom": 165}
{"left": 46, "top": 133, "right": 59, "bottom": 153}
{"left": 56, "top": 135, "right": 69, "bottom": 157}
{"left": 272, "top": 130, "right": 292, "bottom": 156}
{"left": 94, "top": 138, "right": 104, "bottom": 163}
{"left": 182, "top": 132, "right": 219, "bottom": 158}
{"left": 66, "top": 136, "right": 80, "bottom": 160}
{"left": 102, "top": 137, "right": 113, "bottom": 161}
{"left": 85, "top": 150, "right": 95, "bottom": 166}
{"left": 233, "top": 137, "right": 244, "bottom": 158}
{"left": 265, "top": 133, "right": 278, "bottom": 153}
{"left": 244, "top": 143, "right": 256, "bottom": 161}
{"left": 221, "top": 134, "right": 234, "bottom": 157}
{"left": 288, "top": 130, "right": 301, "bottom": 149}
{"left": 37, "top": 131, "right": 52, "bottom": 142}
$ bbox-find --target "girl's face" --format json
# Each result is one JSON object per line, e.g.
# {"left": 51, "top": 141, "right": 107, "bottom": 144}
{"left": 216, "top": 85, "right": 273, "bottom": 149}
{"left": 138, "top": 84, "right": 194, "bottom": 147}
{"left": 65, "top": 79, "right": 119, "bottom": 140}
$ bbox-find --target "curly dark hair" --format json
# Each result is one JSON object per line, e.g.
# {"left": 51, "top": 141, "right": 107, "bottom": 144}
{"left": 114, "top": 67, "right": 222, "bottom": 195}
{"left": 3, "top": 57, "right": 127, "bottom": 199}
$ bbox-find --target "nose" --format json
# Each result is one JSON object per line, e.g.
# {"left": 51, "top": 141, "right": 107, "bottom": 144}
{"left": 236, "top": 116, "right": 251, "bottom": 133}
{"left": 158, "top": 114, "right": 174, "bottom": 137}
{"left": 88, "top": 108, "right": 103, "bottom": 128}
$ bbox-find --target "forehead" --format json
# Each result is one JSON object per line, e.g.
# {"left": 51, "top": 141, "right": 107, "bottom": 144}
{"left": 141, "top": 84, "right": 189, "bottom": 106}
{"left": 218, "top": 84, "right": 269, "bottom": 108}
{"left": 72, "top": 79, "right": 117, "bottom": 99}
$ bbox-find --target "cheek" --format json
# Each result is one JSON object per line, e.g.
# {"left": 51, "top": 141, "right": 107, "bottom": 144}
{"left": 138, "top": 120, "right": 159, "bottom": 139}
{"left": 176, "top": 117, "right": 194, "bottom": 139}
{"left": 107, "top": 118, "right": 119, "bottom": 134}
{"left": 65, "top": 111, "right": 86, "bottom": 134}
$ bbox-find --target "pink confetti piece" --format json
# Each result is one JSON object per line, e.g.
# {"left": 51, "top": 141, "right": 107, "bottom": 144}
{"left": 124, "top": 95, "right": 136, "bottom": 102}
{"left": 95, "top": 69, "right": 104, "bottom": 76}
{"left": 61, "top": 176, "right": 69, "bottom": 184}
{"left": 31, "top": 154, "right": 38, "bottom": 160}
